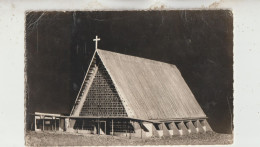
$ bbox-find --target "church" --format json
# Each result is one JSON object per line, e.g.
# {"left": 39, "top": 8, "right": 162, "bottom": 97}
{"left": 33, "top": 36, "right": 212, "bottom": 138}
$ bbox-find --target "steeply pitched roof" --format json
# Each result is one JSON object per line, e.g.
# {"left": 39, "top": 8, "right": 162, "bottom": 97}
{"left": 96, "top": 49, "right": 206, "bottom": 120}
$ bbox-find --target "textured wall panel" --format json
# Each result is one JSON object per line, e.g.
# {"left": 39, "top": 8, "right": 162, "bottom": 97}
{"left": 80, "top": 62, "right": 127, "bottom": 117}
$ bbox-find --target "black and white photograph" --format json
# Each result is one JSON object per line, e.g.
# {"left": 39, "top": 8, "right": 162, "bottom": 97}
{"left": 24, "top": 11, "right": 233, "bottom": 146}
{"left": 2, "top": 1, "right": 260, "bottom": 146}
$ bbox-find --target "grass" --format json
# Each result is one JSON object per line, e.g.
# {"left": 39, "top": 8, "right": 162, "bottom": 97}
{"left": 25, "top": 131, "right": 233, "bottom": 146}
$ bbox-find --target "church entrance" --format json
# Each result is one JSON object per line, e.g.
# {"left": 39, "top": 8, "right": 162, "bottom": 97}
{"left": 99, "top": 121, "right": 106, "bottom": 135}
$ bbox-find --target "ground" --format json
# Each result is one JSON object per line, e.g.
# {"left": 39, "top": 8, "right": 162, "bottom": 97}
{"left": 25, "top": 131, "right": 233, "bottom": 146}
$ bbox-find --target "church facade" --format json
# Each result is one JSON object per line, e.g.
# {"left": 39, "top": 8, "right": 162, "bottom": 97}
{"left": 67, "top": 47, "right": 212, "bottom": 137}
{"left": 32, "top": 37, "right": 212, "bottom": 138}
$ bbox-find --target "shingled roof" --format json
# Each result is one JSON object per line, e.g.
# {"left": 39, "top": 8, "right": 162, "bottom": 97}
{"left": 99, "top": 49, "right": 206, "bottom": 120}
{"left": 71, "top": 49, "right": 207, "bottom": 121}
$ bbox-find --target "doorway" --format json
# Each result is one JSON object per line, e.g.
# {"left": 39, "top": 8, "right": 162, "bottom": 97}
{"left": 99, "top": 121, "right": 106, "bottom": 135}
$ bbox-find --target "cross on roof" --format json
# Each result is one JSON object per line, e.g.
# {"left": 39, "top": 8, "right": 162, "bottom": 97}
{"left": 93, "top": 35, "right": 101, "bottom": 50}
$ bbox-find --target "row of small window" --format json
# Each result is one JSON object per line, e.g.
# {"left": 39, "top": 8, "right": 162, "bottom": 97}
{"left": 92, "top": 79, "right": 112, "bottom": 82}
{"left": 84, "top": 104, "right": 122, "bottom": 106}
{"left": 88, "top": 92, "right": 117, "bottom": 95}
{"left": 85, "top": 100, "right": 122, "bottom": 103}
{"left": 81, "top": 111, "right": 126, "bottom": 116}
{"left": 80, "top": 112, "right": 127, "bottom": 116}
{"left": 89, "top": 86, "right": 114, "bottom": 89}
{"left": 93, "top": 77, "right": 110, "bottom": 80}
{"left": 89, "top": 89, "right": 116, "bottom": 92}
{"left": 88, "top": 88, "right": 116, "bottom": 90}
{"left": 92, "top": 81, "right": 113, "bottom": 84}
{"left": 88, "top": 91, "right": 116, "bottom": 94}
{"left": 94, "top": 74, "right": 107, "bottom": 78}
{"left": 91, "top": 82, "right": 111, "bottom": 85}
{"left": 91, "top": 81, "right": 111, "bottom": 84}
{"left": 86, "top": 95, "right": 119, "bottom": 98}
{"left": 84, "top": 105, "right": 123, "bottom": 107}
{"left": 81, "top": 111, "right": 126, "bottom": 114}
{"left": 90, "top": 87, "right": 115, "bottom": 90}
{"left": 89, "top": 85, "right": 113, "bottom": 88}
{"left": 90, "top": 84, "right": 112, "bottom": 87}
{"left": 86, "top": 94, "right": 119, "bottom": 97}
{"left": 95, "top": 71, "right": 106, "bottom": 74}
{"left": 96, "top": 74, "right": 109, "bottom": 77}
{"left": 83, "top": 92, "right": 117, "bottom": 97}
{"left": 81, "top": 109, "right": 126, "bottom": 113}
{"left": 87, "top": 93, "right": 119, "bottom": 96}
{"left": 86, "top": 101, "right": 121, "bottom": 104}
{"left": 85, "top": 99, "right": 120, "bottom": 102}
{"left": 85, "top": 98, "right": 120, "bottom": 101}
{"left": 88, "top": 88, "right": 115, "bottom": 91}
{"left": 82, "top": 107, "right": 125, "bottom": 110}
{"left": 80, "top": 112, "right": 127, "bottom": 115}
{"left": 86, "top": 99, "right": 121, "bottom": 101}
{"left": 83, "top": 89, "right": 120, "bottom": 95}
{"left": 96, "top": 69, "right": 105, "bottom": 72}
{"left": 79, "top": 114, "right": 127, "bottom": 117}
{"left": 86, "top": 96, "right": 121, "bottom": 103}
{"left": 92, "top": 80, "right": 112, "bottom": 83}
{"left": 92, "top": 79, "right": 110, "bottom": 82}
{"left": 94, "top": 73, "right": 109, "bottom": 76}
{"left": 85, "top": 99, "right": 121, "bottom": 102}
{"left": 83, "top": 107, "right": 124, "bottom": 109}
{"left": 92, "top": 85, "right": 112, "bottom": 88}
{"left": 93, "top": 77, "right": 111, "bottom": 80}
{"left": 88, "top": 92, "right": 117, "bottom": 94}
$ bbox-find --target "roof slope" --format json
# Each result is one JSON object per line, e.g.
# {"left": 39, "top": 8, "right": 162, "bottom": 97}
{"left": 96, "top": 49, "right": 206, "bottom": 120}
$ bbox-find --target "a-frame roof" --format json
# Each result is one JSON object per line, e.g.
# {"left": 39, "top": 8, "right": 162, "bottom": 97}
{"left": 94, "top": 49, "right": 206, "bottom": 120}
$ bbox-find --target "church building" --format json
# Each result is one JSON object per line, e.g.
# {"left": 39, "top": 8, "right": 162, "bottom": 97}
{"left": 67, "top": 36, "right": 212, "bottom": 137}
{"left": 32, "top": 36, "right": 212, "bottom": 138}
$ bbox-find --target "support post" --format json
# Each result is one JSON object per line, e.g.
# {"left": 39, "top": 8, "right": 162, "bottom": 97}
{"left": 65, "top": 118, "right": 70, "bottom": 132}
{"left": 126, "top": 120, "right": 128, "bottom": 137}
{"left": 129, "top": 120, "right": 132, "bottom": 139}
{"left": 141, "top": 124, "right": 142, "bottom": 139}
{"left": 82, "top": 119, "right": 84, "bottom": 130}
{"left": 98, "top": 119, "right": 100, "bottom": 135}
{"left": 42, "top": 117, "right": 44, "bottom": 131}
{"left": 167, "top": 122, "right": 180, "bottom": 136}
{"left": 176, "top": 121, "right": 189, "bottom": 135}
{"left": 105, "top": 121, "right": 107, "bottom": 134}
{"left": 34, "top": 117, "right": 37, "bottom": 131}
{"left": 112, "top": 119, "right": 114, "bottom": 136}
{"left": 93, "top": 124, "right": 97, "bottom": 134}
{"left": 140, "top": 122, "right": 143, "bottom": 139}
{"left": 194, "top": 120, "right": 205, "bottom": 133}
{"left": 162, "top": 123, "right": 170, "bottom": 137}
{"left": 52, "top": 117, "right": 54, "bottom": 131}
{"left": 54, "top": 117, "right": 56, "bottom": 131}
{"left": 200, "top": 119, "right": 213, "bottom": 132}
{"left": 186, "top": 121, "right": 197, "bottom": 134}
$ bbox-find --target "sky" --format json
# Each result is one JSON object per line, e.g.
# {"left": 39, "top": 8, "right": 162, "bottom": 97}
{"left": 25, "top": 11, "right": 233, "bottom": 133}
